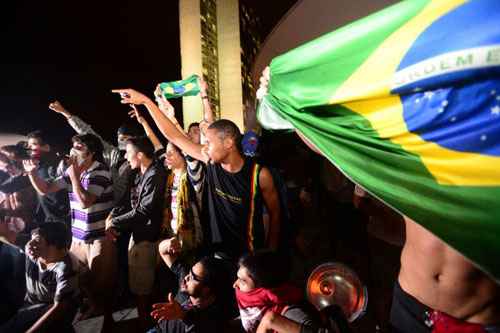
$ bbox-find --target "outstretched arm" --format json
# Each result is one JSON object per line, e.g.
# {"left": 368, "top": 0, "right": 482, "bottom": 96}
{"left": 112, "top": 89, "right": 208, "bottom": 163}
{"left": 49, "top": 100, "right": 118, "bottom": 165}
{"left": 198, "top": 77, "right": 215, "bottom": 143}
{"left": 257, "top": 67, "right": 323, "bottom": 157}
{"left": 129, "top": 105, "right": 163, "bottom": 151}
{"left": 199, "top": 76, "right": 214, "bottom": 124}
{"left": 49, "top": 100, "right": 73, "bottom": 120}
{"left": 154, "top": 85, "right": 188, "bottom": 135}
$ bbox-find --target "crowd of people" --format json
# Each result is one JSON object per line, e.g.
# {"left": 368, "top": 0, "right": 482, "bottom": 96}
{"left": 0, "top": 74, "right": 499, "bottom": 333}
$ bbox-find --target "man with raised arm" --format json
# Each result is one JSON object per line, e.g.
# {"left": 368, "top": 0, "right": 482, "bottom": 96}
{"left": 112, "top": 88, "right": 281, "bottom": 265}
{"left": 49, "top": 100, "right": 142, "bottom": 205}
{"left": 258, "top": 68, "right": 500, "bottom": 332}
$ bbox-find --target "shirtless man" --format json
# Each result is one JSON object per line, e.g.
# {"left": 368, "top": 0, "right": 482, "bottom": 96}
{"left": 257, "top": 67, "right": 500, "bottom": 332}
{"left": 391, "top": 217, "right": 500, "bottom": 332}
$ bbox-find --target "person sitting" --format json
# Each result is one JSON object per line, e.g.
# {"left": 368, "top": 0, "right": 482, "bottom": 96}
{"left": 0, "top": 222, "right": 85, "bottom": 333}
{"left": 234, "top": 250, "right": 327, "bottom": 333}
{"left": 153, "top": 237, "right": 234, "bottom": 333}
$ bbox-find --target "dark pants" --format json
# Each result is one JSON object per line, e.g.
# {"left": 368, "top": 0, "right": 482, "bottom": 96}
{"left": 0, "top": 303, "right": 76, "bottom": 333}
{"left": 390, "top": 281, "right": 431, "bottom": 333}
{"left": 390, "top": 281, "right": 500, "bottom": 333}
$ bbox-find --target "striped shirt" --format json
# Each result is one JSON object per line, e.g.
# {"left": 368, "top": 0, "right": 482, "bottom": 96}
{"left": 56, "top": 161, "right": 113, "bottom": 241}
{"left": 170, "top": 172, "right": 181, "bottom": 234}
{"left": 185, "top": 155, "right": 204, "bottom": 208}
{"left": 67, "top": 115, "right": 131, "bottom": 205}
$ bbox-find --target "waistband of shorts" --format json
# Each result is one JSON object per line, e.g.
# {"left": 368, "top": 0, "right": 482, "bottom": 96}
{"left": 394, "top": 281, "right": 500, "bottom": 331}
{"left": 394, "top": 280, "right": 431, "bottom": 315}
{"left": 72, "top": 236, "right": 105, "bottom": 244}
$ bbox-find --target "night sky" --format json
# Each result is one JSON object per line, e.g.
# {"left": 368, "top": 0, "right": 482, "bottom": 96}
{"left": 0, "top": 0, "right": 296, "bottom": 151}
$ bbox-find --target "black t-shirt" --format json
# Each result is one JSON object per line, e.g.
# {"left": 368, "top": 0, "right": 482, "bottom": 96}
{"left": 203, "top": 159, "right": 264, "bottom": 260}
{"left": 158, "top": 260, "right": 227, "bottom": 333}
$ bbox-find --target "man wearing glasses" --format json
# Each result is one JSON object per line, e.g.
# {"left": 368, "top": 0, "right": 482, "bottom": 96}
{"left": 152, "top": 237, "right": 234, "bottom": 333}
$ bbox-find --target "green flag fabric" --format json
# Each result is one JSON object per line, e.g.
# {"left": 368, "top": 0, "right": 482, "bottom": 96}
{"left": 159, "top": 74, "right": 200, "bottom": 99}
{"left": 257, "top": 0, "right": 500, "bottom": 281}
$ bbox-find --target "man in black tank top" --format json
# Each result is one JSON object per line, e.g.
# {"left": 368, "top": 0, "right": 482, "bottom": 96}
{"left": 204, "top": 151, "right": 266, "bottom": 260}
{"left": 112, "top": 88, "right": 281, "bottom": 263}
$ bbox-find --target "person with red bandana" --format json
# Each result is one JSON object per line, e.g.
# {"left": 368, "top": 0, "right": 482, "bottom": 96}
{"left": 234, "top": 250, "right": 327, "bottom": 333}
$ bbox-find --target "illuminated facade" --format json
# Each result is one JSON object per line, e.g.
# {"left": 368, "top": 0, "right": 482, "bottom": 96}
{"left": 179, "top": 0, "right": 262, "bottom": 131}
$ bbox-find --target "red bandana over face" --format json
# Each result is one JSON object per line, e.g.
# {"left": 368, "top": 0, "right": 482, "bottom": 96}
{"left": 235, "top": 283, "right": 303, "bottom": 332}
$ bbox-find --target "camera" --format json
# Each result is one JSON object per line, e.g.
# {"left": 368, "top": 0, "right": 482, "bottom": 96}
{"left": 15, "top": 141, "right": 32, "bottom": 160}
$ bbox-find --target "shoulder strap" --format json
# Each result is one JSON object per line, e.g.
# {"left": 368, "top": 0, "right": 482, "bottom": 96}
{"left": 246, "top": 162, "right": 261, "bottom": 253}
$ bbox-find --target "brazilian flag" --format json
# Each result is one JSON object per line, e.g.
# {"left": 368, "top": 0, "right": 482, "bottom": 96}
{"left": 159, "top": 74, "right": 200, "bottom": 99}
{"left": 258, "top": 0, "right": 500, "bottom": 281}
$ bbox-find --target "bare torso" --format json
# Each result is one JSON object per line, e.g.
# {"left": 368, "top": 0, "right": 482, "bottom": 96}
{"left": 399, "top": 217, "right": 500, "bottom": 324}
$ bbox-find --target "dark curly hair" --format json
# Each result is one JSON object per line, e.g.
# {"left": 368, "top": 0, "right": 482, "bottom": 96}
{"left": 238, "top": 250, "right": 292, "bottom": 289}
{"left": 72, "top": 134, "right": 104, "bottom": 163}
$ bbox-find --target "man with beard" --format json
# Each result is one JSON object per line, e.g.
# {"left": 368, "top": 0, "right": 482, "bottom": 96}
{"left": 153, "top": 237, "right": 233, "bottom": 333}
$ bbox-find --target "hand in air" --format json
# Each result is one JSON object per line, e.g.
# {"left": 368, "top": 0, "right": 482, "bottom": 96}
{"left": 256, "top": 66, "right": 270, "bottom": 100}
{"left": 111, "top": 89, "right": 149, "bottom": 105}
{"left": 128, "top": 105, "right": 146, "bottom": 125}
{"left": 48, "top": 100, "right": 70, "bottom": 117}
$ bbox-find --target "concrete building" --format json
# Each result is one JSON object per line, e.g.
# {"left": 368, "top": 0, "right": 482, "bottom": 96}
{"left": 179, "top": 0, "right": 261, "bottom": 131}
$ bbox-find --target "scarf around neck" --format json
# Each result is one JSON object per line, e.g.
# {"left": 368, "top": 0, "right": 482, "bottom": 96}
{"left": 235, "top": 283, "right": 303, "bottom": 332}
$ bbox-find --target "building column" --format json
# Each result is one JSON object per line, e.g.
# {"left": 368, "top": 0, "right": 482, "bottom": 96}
{"left": 217, "top": 0, "right": 244, "bottom": 131}
{"left": 179, "top": 0, "right": 204, "bottom": 129}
